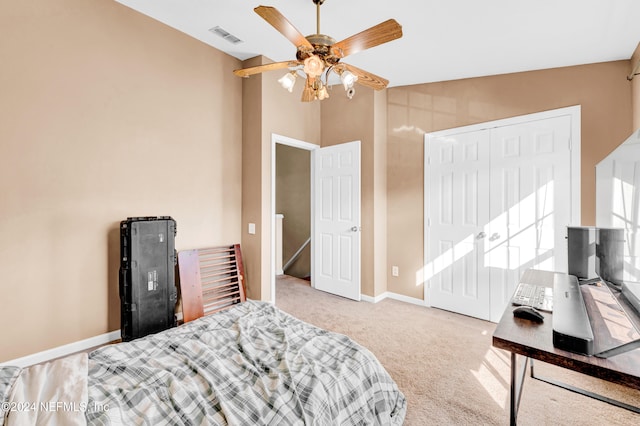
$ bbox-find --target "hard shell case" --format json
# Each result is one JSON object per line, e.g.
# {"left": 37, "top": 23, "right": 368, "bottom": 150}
{"left": 119, "top": 216, "right": 177, "bottom": 341}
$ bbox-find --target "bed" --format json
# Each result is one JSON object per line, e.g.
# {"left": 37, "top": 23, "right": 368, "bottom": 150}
{"left": 1, "top": 300, "right": 406, "bottom": 425}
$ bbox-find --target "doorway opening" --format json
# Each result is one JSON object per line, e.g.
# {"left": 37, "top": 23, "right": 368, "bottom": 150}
{"left": 270, "top": 135, "right": 363, "bottom": 304}
{"left": 271, "top": 134, "right": 317, "bottom": 304}
{"left": 276, "top": 145, "right": 312, "bottom": 277}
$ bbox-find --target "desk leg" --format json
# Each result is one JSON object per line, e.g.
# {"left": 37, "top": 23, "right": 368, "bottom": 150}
{"left": 510, "top": 352, "right": 530, "bottom": 426}
{"left": 529, "top": 359, "right": 640, "bottom": 414}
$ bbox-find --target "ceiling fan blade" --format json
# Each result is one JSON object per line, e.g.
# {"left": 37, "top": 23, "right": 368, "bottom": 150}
{"left": 330, "top": 19, "right": 402, "bottom": 59}
{"left": 233, "top": 61, "right": 300, "bottom": 78}
{"left": 342, "top": 63, "right": 389, "bottom": 90}
{"left": 254, "top": 6, "right": 314, "bottom": 52}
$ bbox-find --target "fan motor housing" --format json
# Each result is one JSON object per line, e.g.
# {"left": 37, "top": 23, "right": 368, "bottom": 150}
{"left": 299, "top": 34, "right": 338, "bottom": 64}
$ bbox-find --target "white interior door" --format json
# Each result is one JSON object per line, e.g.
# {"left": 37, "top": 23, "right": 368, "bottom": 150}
{"left": 425, "top": 107, "right": 579, "bottom": 322}
{"left": 312, "top": 141, "right": 361, "bottom": 300}
{"left": 426, "top": 130, "right": 491, "bottom": 319}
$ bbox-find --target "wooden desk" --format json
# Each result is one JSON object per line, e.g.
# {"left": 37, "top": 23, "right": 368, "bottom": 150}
{"left": 493, "top": 269, "right": 640, "bottom": 425}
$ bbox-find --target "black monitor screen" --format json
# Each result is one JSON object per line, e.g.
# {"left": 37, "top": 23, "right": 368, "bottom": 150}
{"left": 595, "top": 228, "right": 624, "bottom": 287}
{"left": 567, "top": 226, "right": 597, "bottom": 280}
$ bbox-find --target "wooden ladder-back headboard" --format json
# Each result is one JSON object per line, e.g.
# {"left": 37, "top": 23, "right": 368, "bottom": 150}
{"left": 178, "top": 244, "right": 247, "bottom": 323}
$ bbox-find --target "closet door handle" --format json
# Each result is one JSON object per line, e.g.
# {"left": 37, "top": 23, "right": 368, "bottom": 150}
{"left": 476, "top": 232, "right": 486, "bottom": 240}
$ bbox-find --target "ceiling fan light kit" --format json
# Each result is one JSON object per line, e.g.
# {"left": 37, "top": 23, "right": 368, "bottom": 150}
{"left": 277, "top": 71, "right": 297, "bottom": 92}
{"left": 233, "top": 0, "right": 403, "bottom": 102}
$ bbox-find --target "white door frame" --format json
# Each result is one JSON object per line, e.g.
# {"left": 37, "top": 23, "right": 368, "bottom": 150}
{"left": 270, "top": 134, "right": 319, "bottom": 304}
{"left": 423, "top": 105, "right": 582, "bottom": 307}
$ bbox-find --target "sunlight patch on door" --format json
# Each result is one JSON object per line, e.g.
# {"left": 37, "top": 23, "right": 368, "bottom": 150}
{"left": 484, "top": 182, "right": 555, "bottom": 271}
{"left": 421, "top": 180, "right": 557, "bottom": 290}
{"left": 420, "top": 234, "right": 475, "bottom": 284}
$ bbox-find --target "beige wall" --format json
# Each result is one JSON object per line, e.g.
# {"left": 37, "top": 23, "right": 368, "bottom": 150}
{"left": 241, "top": 56, "right": 321, "bottom": 302}
{"left": 386, "top": 62, "right": 633, "bottom": 300}
{"left": 3, "top": 0, "right": 638, "bottom": 362}
{"left": 246, "top": 60, "right": 635, "bottom": 302}
{"left": 632, "top": 43, "right": 640, "bottom": 130}
{"left": 0, "top": 0, "right": 243, "bottom": 362}
{"left": 321, "top": 88, "right": 388, "bottom": 297}
{"left": 276, "top": 145, "right": 311, "bottom": 279}
{"left": 246, "top": 80, "right": 386, "bottom": 299}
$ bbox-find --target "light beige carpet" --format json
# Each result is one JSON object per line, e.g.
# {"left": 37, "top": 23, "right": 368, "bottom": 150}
{"left": 274, "top": 275, "right": 640, "bottom": 425}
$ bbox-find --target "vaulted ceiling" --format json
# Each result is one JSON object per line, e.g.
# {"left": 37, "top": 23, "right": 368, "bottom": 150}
{"left": 116, "top": 0, "right": 640, "bottom": 87}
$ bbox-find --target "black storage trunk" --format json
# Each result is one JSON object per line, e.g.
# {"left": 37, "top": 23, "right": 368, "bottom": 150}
{"left": 119, "top": 216, "right": 177, "bottom": 342}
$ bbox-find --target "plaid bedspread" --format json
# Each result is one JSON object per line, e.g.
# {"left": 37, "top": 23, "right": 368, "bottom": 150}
{"left": 0, "top": 367, "right": 20, "bottom": 426}
{"left": 86, "top": 301, "right": 406, "bottom": 425}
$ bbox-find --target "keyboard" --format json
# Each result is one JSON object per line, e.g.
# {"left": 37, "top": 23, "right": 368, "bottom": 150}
{"left": 512, "top": 282, "right": 553, "bottom": 312}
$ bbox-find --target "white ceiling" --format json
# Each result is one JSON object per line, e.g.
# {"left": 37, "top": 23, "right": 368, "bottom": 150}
{"left": 115, "top": 0, "right": 640, "bottom": 88}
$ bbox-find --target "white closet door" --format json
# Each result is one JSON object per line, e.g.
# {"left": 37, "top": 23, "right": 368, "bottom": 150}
{"left": 425, "top": 108, "right": 577, "bottom": 322}
{"left": 487, "top": 115, "right": 572, "bottom": 322}
{"left": 426, "top": 130, "right": 491, "bottom": 320}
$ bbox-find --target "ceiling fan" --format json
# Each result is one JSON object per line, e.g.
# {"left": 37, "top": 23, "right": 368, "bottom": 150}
{"left": 233, "top": 0, "right": 403, "bottom": 102}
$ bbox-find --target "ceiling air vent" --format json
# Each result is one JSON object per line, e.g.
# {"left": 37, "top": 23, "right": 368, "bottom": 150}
{"left": 209, "top": 26, "right": 243, "bottom": 45}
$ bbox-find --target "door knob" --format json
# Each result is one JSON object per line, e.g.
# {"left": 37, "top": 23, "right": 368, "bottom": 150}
{"left": 476, "top": 231, "right": 486, "bottom": 240}
{"left": 490, "top": 233, "right": 501, "bottom": 241}
{"left": 351, "top": 226, "right": 361, "bottom": 232}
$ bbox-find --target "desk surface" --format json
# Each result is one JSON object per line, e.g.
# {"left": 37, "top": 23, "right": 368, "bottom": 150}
{"left": 492, "top": 269, "right": 640, "bottom": 390}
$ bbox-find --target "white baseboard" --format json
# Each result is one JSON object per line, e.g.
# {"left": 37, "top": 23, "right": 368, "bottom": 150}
{"left": 361, "top": 293, "right": 385, "bottom": 303}
{"left": 1, "top": 330, "right": 121, "bottom": 369}
{"left": 385, "top": 292, "right": 427, "bottom": 307}
{"left": 3, "top": 292, "right": 425, "bottom": 368}
{"left": 361, "top": 291, "right": 426, "bottom": 307}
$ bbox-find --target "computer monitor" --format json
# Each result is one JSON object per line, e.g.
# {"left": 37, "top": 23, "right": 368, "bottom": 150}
{"left": 595, "top": 227, "right": 624, "bottom": 288}
{"left": 567, "top": 226, "right": 597, "bottom": 280}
